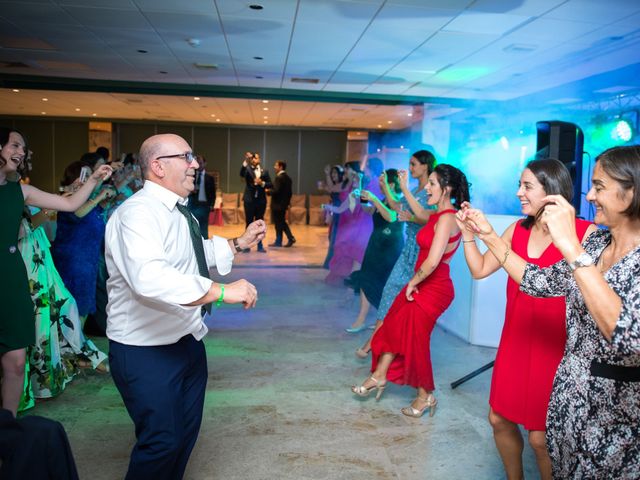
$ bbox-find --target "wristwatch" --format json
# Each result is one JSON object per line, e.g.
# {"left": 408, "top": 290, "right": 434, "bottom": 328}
{"left": 568, "top": 252, "right": 594, "bottom": 271}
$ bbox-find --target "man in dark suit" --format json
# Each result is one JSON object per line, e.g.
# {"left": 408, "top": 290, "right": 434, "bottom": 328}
{"left": 240, "top": 152, "right": 272, "bottom": 252}
{"left": 188, "top": 155, "right": 216, "bottom": 238}
{"left": 269, "top": 160, "right": 296, "bottom": 247}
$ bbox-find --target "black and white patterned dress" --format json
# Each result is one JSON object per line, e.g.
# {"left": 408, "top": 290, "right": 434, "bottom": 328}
{"left": 520, "top": 229, "right": 640, "bottom": 479}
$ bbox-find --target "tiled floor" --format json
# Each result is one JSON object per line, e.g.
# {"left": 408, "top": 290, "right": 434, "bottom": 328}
{"left": 28, "top": 224, "right": 539, "bottom": 479}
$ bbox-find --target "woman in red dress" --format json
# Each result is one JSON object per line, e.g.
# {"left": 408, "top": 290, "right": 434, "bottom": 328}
{"left": 351, "top": 164, "right": 470, "bottom": 417}
{"left": 457, "top": 158, "right": 595, "bottom": 480}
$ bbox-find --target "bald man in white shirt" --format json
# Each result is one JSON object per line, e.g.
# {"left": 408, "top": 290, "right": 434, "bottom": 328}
{"left": 105, "top": 134, "right": 266, "bottom": 480}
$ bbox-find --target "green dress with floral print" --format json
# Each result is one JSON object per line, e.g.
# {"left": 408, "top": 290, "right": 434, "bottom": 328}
{"left": 18, "top": 209, "right": 107, "bottom": 411}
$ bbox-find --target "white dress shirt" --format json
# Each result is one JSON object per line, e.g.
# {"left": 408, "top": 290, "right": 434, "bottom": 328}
{"left": 105, "top": 180, "right": 234, "bottom": 346}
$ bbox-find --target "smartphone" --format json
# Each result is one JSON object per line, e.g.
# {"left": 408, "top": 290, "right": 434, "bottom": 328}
{"left": 79, "top": 166, "right": 92, "bottom": 183}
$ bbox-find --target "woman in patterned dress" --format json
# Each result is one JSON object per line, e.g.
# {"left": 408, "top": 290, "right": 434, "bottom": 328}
{"left": 458, "top": 145, "right": 640, "bottom": 478}
{"left": 355, "top": 150, "right": 436, "bottom": 357}
{"left": 458, "top": 159, "right": 596, "bottom": 480}
{"left": 18, "top": 207, "right": 108, "bottom": 411}
{"left": 0, "top": 127, "right": 112, "bottom": 416}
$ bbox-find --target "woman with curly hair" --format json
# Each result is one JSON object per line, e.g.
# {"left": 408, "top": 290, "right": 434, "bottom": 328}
{"left": 351, "top": 164, "right": 470, "bottom": 418}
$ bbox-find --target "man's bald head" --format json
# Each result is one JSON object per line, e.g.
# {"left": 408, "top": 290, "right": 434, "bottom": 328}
{"left": 139, "top": 134, "right": 185, "bottom": 179}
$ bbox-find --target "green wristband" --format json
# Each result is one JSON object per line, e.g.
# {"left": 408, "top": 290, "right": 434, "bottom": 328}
{"left": 215, "top": 284, "right": 225, "bottom": 307}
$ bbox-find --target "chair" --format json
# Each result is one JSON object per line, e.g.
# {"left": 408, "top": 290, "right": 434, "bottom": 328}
{"left": 288, "top": 194, "right": 307, "bottom": 225}
{"left": 308, "top": 194, "right": 330, "bottom": 226}
{"left": 221, "top": 192, "right": 240, "bottom": 225}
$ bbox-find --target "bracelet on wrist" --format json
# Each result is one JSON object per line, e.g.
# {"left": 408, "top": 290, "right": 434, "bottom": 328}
{"left": 232, "top": 238, "right": 243, "bottom": 253}
{"left": 462, "top": 240, "right": 475, "bottom": 244}
{"left": 215, "top": 284, "right": 225, "bottom": 307}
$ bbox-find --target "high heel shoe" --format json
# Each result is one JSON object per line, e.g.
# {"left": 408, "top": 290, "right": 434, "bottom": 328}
{"left": 351, "top": 376, "right": 386, "bottom": 401}
{"left": 345, "top": 324, "right": 367, "bottom": 334}
{"left": 401, "top": 394, "right": 437, "bottom": 418}
{"left": 354, "top": 347, "right": 370, "bottom": 359}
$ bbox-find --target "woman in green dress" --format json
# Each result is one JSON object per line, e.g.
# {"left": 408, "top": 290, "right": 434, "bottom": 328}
{"left": 0, "top": 127, "right": 112, "bottom": 416}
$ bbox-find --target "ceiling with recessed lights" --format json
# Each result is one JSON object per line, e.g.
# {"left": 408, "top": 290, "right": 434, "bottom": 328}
{"left": 0, "top": 0, "right": 639, "bottom": 129}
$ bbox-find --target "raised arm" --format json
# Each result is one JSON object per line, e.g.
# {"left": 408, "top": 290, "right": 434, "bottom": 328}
{"left": 541, "top": 194, "right": 621, "bottom": 341}
{"left": 21, "top": 165, "right": 112, "bottom": 212}
{"left": 457, "top": 207, "right": 517, "bottom": 279}
{"left": 397, "top": 170, "right": 433, "bottom": 223}
{"left": 361, "top": 190, "right": 396, "bottom": 222}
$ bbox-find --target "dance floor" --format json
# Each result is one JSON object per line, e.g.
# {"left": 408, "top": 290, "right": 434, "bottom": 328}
{"left": 29, "top": 224, "right": 539, "bottom": 479}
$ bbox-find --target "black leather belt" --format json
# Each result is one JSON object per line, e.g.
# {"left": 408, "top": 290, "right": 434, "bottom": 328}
{"left": 590, "top": 360, "right": 640, "bottom": 382}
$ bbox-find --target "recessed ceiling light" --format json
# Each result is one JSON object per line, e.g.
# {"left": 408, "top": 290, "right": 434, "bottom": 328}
{"left": 400, "top": 145, "right": 404, "bottom": 149}
{"left": 263, "top": 107, "right": 268, "bottom": 111}
{"left": 407, "top": 113, "right": 413, "bottom": 117}
{"left": 137, "top": 49, "right": 148, "bottom": 54}
{"left": 215, "top": 119, "right": 220, "bottom": 122}
{"left": 92, "top": 113, "right": 97, "bottom": 117}
{"left": 159, "top": 71, "right": 168, "bottom": 74}
{"left": 263, "top": 120, "right": 268, "bottom": 124}
{"left": 210, "top": 114, "right": 216, "bottom": 117}
{"left": 253, "top": 56, "right": 263, "bottom": 60}
{"left": 193, "top": 97, "right": 200, "bottom": 101}
{"left": 377, "top": 125, "right": 382, "bottom": 128}
{"left": 42, "top": 98, "right": 48, "bottom": 101}
{"left": 249, "top": 4, "right": 263, "bottom": 10}
{"left": 263, "top": 116, "right": 268, "bottom": 119}
{"left": 262, "top": 100, "right": 269, "bottom": 104}
{"left": 75, "top": 108, "right": 80, "bottom": 112}
{"left": 41, "top": 111, "right": 46, "bottom": 115}
{"left": 12, "top": 89, "right": 19, "bottom": 93}
{"left": 387, "top": 120, "right": 392, "bottom": 124}
{"left": 255, "top": 75, "right": 263, "bottom": 79}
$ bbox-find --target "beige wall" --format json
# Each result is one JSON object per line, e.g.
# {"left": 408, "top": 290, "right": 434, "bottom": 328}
{"left": 1, "top": 117, "right": 348, "bottom": 195}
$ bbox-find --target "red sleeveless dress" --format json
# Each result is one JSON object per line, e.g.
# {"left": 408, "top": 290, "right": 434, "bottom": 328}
{"left": 490, "top": 218, "right": 592, "bottom": 430}
{"left": 371, "top": 209, "right": 460, "bottom": 391}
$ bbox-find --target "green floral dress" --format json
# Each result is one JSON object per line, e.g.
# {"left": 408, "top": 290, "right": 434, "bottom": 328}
{"left": 18, "top": 209, "right": 107, "bottom": 411}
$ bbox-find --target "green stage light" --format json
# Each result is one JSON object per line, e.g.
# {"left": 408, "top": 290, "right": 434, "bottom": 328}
{"left": 611, "top": 119, "right": 632, "bottom": 142}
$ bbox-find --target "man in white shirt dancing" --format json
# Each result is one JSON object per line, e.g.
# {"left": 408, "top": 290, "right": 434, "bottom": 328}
{"left": 105, "top": 133, "right": 265, "bottom": 480}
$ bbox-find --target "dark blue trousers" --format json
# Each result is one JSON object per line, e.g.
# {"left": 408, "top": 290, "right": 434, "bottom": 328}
{"left": 109, "top": 335, "right": 207, "bottom": 480}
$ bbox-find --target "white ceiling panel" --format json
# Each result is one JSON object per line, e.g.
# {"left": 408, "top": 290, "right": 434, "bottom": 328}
{"left": 506, "top": 17, "right": 602, "bottom": 46}
{"left": 62, "top": 6, "right": 152, "bottom": 29}
{"left": 134, "top": 0, "right": 218, "bottom": 15}
{"left": 468, "top": 0, "right": 564, "bottom": 16}
{"left": 545, "top": 0, "right": 640, "bottom": 24}
{"left": 442, "top": 11, "right": 531, "bottom": 35}
{"left": 0, "top": 2, "right": 79, "bottom": 25}
{"left": 0, "top": 0, "right": 638, "bottom": 128}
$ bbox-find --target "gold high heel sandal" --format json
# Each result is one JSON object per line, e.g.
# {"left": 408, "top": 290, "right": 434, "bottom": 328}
{"left": 401, "top": 394, "right": 437, "bottom": 418}
{"left": 351, "top": 376, "right": 386, "bottom": 401}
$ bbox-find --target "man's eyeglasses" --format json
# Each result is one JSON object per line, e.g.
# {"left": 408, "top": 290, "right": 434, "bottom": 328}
{"left": 156, "top": 152, "right": 197, "bottom": 164}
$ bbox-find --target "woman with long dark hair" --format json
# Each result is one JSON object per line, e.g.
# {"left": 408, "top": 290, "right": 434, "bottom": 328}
{"left": 458, "top": 159, "right": 595, "bottom": 480}
{"left": 355, "top": 150, "right": 435, "bottom": 355}
{"left": 351, "top": 164, "right": 470, "bottom": 417}
{"left": 457, "top": 145, "right": 640, "bottom": 478}
{"left": 0, "top": 127, "right": 111, "bottom": 416}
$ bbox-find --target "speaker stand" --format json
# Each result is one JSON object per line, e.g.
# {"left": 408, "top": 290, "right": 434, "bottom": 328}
{"left": 450, "top": 360, "right": 494, "bottom": 389}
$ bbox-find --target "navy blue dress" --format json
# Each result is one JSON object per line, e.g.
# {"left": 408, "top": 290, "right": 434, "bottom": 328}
{"left": 52, "top": 208, "right": 105, "bottom": 317}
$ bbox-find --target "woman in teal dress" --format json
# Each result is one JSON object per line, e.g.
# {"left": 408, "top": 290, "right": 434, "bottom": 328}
{"left": 18, "top": 207, "right": 108, "bottom": 411}
{"left": 355, "top": 150, "right": 436, "bottom": 358}
{"left": 0, "top": 127, "right": 112, "bottom": 416}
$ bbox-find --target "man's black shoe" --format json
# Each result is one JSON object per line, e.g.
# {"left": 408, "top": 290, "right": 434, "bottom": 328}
{"left": 268, "top": 242, "right": 283, "bottom": 247}
{"left": 284, "top": 238, "right": 296, "bottom": 248}
{"left": 257, "top": 247, "right": 268, "bottom": 253}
